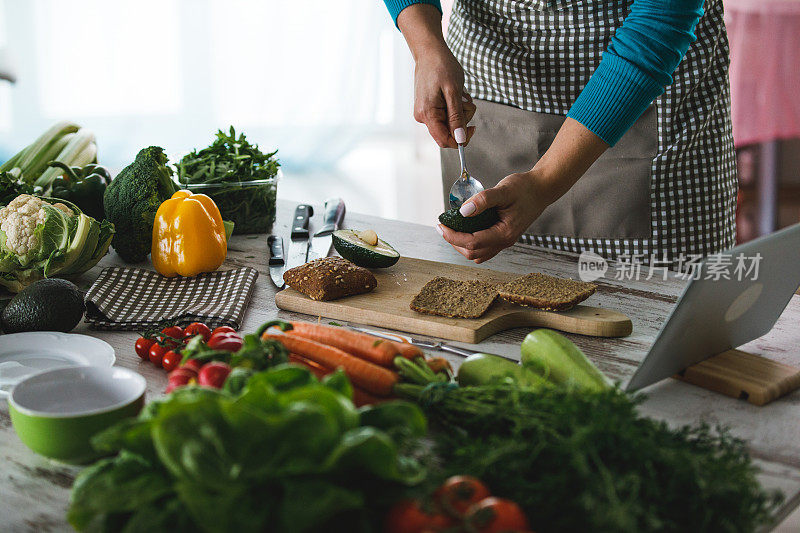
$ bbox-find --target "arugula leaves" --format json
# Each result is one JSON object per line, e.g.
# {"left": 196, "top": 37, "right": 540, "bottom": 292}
{"left": 176, "top": 127, "right": 279, "bottom": 234}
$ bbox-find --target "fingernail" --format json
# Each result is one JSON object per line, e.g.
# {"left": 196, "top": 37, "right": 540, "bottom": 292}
{"left": 435, "top": 224, "right": 444, "bottom": 236}
{"left": 459, "top": 202, "right": 476, "bottom": 216}
{"left": 454, "top": 127, "right": 466, "bottom": 144}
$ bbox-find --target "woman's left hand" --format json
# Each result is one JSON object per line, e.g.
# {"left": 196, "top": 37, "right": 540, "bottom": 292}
{"left": 437, "top": 170, "right": 555, "bottom": 263}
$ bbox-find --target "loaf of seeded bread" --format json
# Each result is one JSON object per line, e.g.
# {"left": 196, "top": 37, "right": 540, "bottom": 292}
{"left": 283, "top": 257, "right": 377, "bottom": 301}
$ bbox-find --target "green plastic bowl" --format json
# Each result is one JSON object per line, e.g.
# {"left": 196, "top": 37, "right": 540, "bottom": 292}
{"left": 9, "top": 366, "right": 146, "bottom": 464}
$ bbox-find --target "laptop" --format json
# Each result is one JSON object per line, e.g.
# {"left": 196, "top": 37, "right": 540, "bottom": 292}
{"left": 625, "top": 223, "right": 800, "bottom": 392}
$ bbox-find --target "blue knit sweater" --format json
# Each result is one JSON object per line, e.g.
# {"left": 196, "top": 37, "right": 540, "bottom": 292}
{"left": 384, "top": 0, "right": 703, "bottom": 146}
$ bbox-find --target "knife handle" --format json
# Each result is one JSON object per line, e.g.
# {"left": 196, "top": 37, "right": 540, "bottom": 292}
{"left": 290, "top": 205, "right": 313, "bottom": 240}
{"left": 267, "top": 235, "right": 284, "bottom": 265}
{"left": 317, "top": 197, "right": 346, "bottom": 235}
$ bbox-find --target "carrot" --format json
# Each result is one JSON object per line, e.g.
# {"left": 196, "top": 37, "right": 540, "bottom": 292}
{"left": 286, "top": 322, "right": 401, "bottom": 367}
{"left": 289, "top": 353, "right": 390, "bottom": 407}
{"left": 390, "top": 341, "right": 424, "bottom": 359}
{"left": 263, "top": 333, "right": 399, "bottom": 397}
{"left": 352, "top": 386, "right": 388, "bottom": 407}
{"left": 288, "top": 353, "right": 330, "bottom": 380}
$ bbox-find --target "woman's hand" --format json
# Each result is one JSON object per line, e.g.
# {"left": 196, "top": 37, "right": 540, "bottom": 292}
{"left": 438, "top": 118, "right": 611, "bottom": 263}
{"left": 413, "top": 50, "right": 476, "bottom": 148}
{"left": 438, "top": 171, "right": 554, "bottom": 263}
{"left": 398, "top": 4, "right": 476, "bottom": 148}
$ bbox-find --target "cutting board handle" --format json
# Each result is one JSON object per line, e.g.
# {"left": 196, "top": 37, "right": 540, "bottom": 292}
{"left": 478, "top": 305, "right": 633, "bottom": 339}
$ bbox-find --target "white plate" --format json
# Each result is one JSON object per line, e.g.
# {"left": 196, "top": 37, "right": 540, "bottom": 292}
{"left": 0, "top": 332, "right": 115, "bottom": 398}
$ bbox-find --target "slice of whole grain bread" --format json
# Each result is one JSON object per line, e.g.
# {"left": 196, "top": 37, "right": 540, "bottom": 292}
{"left": 496, "top": 273, "right": 596, "bottom": 311}
{"left": 410, "top": 276, "right": 498, "bottom": 318}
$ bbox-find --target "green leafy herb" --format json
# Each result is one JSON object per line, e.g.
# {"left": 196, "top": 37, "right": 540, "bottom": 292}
{"left": 177, "top": 127, "right": 279, "bottom": 234}
{"left": 0, "top": 169, "right": 33, "bottom": 205}
{"left": 70, "top": 366, "right": 429, "bottom": 532}
{"left": 398, "top": 383, "right": 782, "bottom": 533}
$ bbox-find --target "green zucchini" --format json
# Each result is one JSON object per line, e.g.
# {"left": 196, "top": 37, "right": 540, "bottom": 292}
{"left": 457, "top": 353, "right": 548, "bottom": 389}
{"left": 520, "top": 329, "right": 611, "bottom": 392}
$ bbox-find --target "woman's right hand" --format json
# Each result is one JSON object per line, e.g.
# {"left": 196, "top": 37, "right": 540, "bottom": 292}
{"left": 398, "top": 4, "right": 476, "bottom": 148}
{"left": 413, "top": 46, "right": 476, "bottom": 148}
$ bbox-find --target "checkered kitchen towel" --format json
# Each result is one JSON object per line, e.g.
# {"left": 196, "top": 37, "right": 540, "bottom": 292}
{"left": 84, "top": 267, "right": 258, "bottom": 331}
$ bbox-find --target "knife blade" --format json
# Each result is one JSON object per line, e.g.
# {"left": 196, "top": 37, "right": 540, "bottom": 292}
{"left": 308, "top": 197, "right": 346, "bottom": 261}
{"left": 285, "top": 204, "right": 313, "bottom": 271}
{"left": 267, "top": 234, "right": 285, "bottom": 289}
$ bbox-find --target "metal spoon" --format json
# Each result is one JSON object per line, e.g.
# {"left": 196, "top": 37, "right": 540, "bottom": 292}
{"left": 449, "top": 136, "right": 484, "bottom": 210}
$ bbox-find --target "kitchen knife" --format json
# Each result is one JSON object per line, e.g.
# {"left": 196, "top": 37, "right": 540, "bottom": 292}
{"left": 285, "top": 204, "right": 313, "bottom": 271}
{"left": 308, "top": 197, "right": 346, "bottom": 261}
{"left": 267, "top": 234, "right": 285, "bottom": 289}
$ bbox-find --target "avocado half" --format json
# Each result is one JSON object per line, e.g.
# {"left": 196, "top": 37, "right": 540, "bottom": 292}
{"left": 332, "top": 229, "right": 400, "bottom": 268}
{"left": 438, "top": 207, "right": 499, "bottom": 233}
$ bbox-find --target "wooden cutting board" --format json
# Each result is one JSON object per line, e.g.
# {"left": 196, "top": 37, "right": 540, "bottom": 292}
{"left": 275, "top": 257, "right": 632, "bottom": 343}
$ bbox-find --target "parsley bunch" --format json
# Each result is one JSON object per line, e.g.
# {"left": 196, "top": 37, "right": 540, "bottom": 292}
{"left": 401, "top": 384, "right": 782, "bottom": 533}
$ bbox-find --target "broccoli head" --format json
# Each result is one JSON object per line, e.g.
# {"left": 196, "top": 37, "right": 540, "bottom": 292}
{"left": 103, "top": 146, "right": 178, "bottom": 263}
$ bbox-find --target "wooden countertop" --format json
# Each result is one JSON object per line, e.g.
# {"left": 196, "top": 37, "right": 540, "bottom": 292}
{"left": 2, "top": 199, "right": 799, "bottom": 530}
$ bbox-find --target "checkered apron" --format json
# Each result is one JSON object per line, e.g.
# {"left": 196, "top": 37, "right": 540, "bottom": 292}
{"left": 445, "top": 0, "right": 737, "bottom": 267}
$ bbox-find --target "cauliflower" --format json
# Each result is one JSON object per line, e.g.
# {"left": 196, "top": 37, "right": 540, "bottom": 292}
{"left": 0, "top": 194, "right": 73, "bottom": 256}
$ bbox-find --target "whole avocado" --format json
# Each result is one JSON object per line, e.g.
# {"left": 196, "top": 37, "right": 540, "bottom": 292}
{"left": 103, "top": 146, "right": 178, "bottom": 263}
{"left": 1, "top": 279, "right": 85, "bottom": 333}
{"left": 439, "top": 207, "right": 499, "bottom": 233}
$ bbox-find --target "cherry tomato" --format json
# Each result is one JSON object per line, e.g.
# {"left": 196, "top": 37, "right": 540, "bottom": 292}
{"left": 384, "top": 499, "right": 454, "bottom": 533}
{"left": 211, "top": 326, "right": 236, "bottom": 336}
{"left": 149, "top": 344, "right": 168, "bottom": 367}
{"left": 182, "top": 358, "right": 202, "bottom": 374}
{"left": 208, "top": 332, "right": 243, "bottom": 352}
{"left": 465, "top": 497, "right": 529, "bottom": 533}
{"left": 184, "top": 322, "right": 212, "bottom": 342}
{"left": 161, "top": 350, "right": 181, "bottom": 372}
{"left": 134, "top": 337, "right": 155, "bottom": 360}
{"left": 435, "top": 476, "right": 492, "bottom": 518}
{"left": 161, "top": 325, "right": 185, "bottom": 349}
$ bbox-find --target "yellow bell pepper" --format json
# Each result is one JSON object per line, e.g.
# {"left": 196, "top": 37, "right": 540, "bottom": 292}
{"left": 151, "top": 190, "right": 227, "bottom": 277}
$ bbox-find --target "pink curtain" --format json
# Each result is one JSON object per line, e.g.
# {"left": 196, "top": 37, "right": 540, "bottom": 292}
{"left": 725, "top": 0, "right": 800, "bottom": 146}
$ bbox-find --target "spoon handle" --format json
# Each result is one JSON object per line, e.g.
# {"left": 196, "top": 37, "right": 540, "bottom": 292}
{"left": 457, "top": 144, "right": 468, "bottom": 179}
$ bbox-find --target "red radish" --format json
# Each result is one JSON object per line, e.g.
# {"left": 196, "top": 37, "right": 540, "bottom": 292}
{"left": 168, "top": 367, "right": 197, "bottom": 382}
{"left": 211, "top": 326, "right": 236, "bottom": 336}
{"left": 208, "top": 332, "right": 243, "bottom": 352}
{"left": 182, "top": 359, "right": 202, "bottom": 374}
{"left": 197, "top": 362, "right": 232, "bottom": 388}
{"left": 165, "top": 367, "right": 197, "bottom": 393}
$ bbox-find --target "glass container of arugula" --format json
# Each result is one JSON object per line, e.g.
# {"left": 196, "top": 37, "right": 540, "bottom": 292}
{"left": 176, "top": 127, "right": 279, "bottom": 234}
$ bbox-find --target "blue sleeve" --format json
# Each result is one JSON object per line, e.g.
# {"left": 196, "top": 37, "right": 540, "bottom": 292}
{"left": 566, "top": 0, "right": 704, "bottom": 146}
{"left": 384, "top": 0, "right": 442, "bottom": 28}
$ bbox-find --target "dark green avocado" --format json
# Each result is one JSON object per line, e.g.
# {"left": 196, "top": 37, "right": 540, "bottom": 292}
{"left": 332, "top": 229, "right": 400, "bottom": 268}
{"left": 1, "top": 279, "right": 85, "bottom": 333}
{"left": 438, "top": 207, "right": 499, "bottom": 233}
